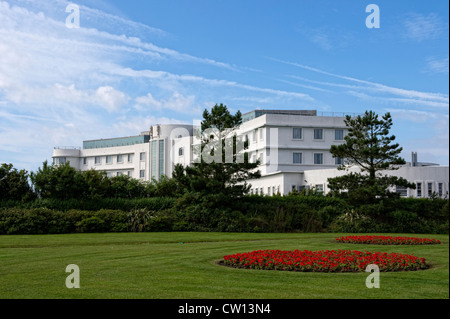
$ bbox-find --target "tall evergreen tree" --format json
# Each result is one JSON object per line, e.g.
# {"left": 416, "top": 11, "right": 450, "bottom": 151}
{"left": 328, "top": 110, "right": 415, "bottom": 202}
{"left": 178, "top": 103, "right": 261, "bottom": 198}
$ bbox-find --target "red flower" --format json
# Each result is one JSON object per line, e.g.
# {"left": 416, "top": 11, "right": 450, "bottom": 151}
{"left": 335, "top": 235, "right": 440, "bottom": 245}
{"left": 222, "top": 249, "right": 428, "bottom": 272}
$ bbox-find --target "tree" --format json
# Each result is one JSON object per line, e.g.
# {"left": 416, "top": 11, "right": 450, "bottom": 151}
{"left": 328, "top": 110, "right": 415, "bottom": 202}
{"left": 82, "top": 169, "right": 111, "bottom": 200}
{"left": 30, "top": 161, "right": 85, "bottom": 200}
{"left": 0, "top": 163, "right": 34, "bottom": 201}
{"left": 178, "top": 103, "right": 261, "bottom": 199}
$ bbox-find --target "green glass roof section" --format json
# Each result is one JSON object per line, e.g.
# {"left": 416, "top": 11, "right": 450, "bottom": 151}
{"left": 83, "top": 135, "right": 150, "bottom": 149}
{"left": 241, "top": 109, "right": 317, "bottom": 122}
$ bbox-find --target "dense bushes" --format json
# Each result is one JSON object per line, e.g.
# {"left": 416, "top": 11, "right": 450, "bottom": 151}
{"left": 0, "top": 197, "right": 176, "bottom": 211}
{"left": 0, "top": 208, "right": 129, "bottom": 234}
{"left": 1, "top": 195, "right": 447, "bottom": 235}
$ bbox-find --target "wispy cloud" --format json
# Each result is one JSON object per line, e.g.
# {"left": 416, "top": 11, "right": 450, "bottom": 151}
{"left": 423, "top": 56, "right": 449, "bottom": 74}
{"left": 295, "top": 25, "right": 353, "bottom": 51}
{"left": 271, "top": 58, "right": 449, "bottom": 108}
{"left": 1, "top": 0, "right": 319, "bottom": 171}
{"left": 135, "top": 91, "right": 200, "bottom": 114}
{"left": 402, "top": 12, "right": 445, "bottom": 42}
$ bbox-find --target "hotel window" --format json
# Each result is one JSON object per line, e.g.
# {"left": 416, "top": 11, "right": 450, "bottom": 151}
{"left": 179, "top": 147, "right": 184, "bottom": 156}
{"left": 293, "top": 127, "right": 302, "bottom": 140}
{"left": 140, "top": 152, "right": 145, "bottom": 161}
{"left": 151, "top": 141, "right": 157, "bottom": 179}
{"left": 140, "top": 170, "right": 145, "bottom": 178}
{"left": 335, "top": 157, "right": 344, "bottom": 165}
{"left": 127, "top": 171, "right": 131, "bottom": 177}
{"left": 314, "top": 153, "right": 323, "bottom": 165}
{"left": 106, "top": 155, "right": 112, "bottom": 164}
{"left": 106, "top": 171, "right": 112, "bottom": 178}
{"left": 253, "top": 130, "right": 257, "bottom": 142}
{"left": 396, "top": 186, "right": 408, "bottom": 197}
{"left": 95, "top": 156, "right": 101, "bottom": 164}
{"left": 127, "top": 154, "right": 133, "bottom": 163}
{"left": 314, "top": 128, "right": 323, "bottom": 140}
{"left": 159, "top": 140, "right": 165, "bottom": 177}
{"left": 417, "top": 182, "right": 422, "bottom": 198}
{"left": 293, "top": 152, "right": 302, "bottom": 164}
{"left": 54, "top": 157, "right": 66, "bottom": 165}
{"left": 117, "top": 155, "right": 123, "bottom": 163}
{"left": 259, "top": 128, "right": 264, "bottom": 140}
{"left": 428, "top": 183, "right": 433, "bottom": 197}
{"left": 315, "top": 184, "right": 324, "bottom": 193}
{"left": 83, "top": 157, "right": 87, "bottom": 165}
{"left": 438, "top": 183, "right": 443, "bottom": 197}
{"left": 335, "top": 129, "right": 344, "bottom": 140}
{"left": 117, "top": 172, "right": 122, "bottom": 176}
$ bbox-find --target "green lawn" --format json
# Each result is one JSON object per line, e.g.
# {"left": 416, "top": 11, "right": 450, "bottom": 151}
{"left": 0, "top": 232, "right": 448, "bottom": 299}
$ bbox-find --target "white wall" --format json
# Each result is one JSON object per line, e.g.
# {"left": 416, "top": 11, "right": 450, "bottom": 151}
{"left": 303, "top": 165, "right": 449, "bottom": 198}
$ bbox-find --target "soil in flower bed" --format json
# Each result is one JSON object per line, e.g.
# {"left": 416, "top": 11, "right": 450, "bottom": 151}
{"left": 335, "top": 235, "right": 441, "bottom": 245}
{"left": 222, "top": 249, "right": 429, "bottom": 272}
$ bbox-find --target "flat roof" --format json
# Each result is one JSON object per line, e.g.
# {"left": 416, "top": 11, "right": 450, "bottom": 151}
{"left": 242, "top": 109, "right": 317, "bottom": 122}
{"left": 83, "top": 135, "right": 150, "bottom": 149}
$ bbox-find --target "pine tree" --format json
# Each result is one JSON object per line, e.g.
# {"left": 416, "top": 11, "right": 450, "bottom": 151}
{"left": 177, "top": 103, "right": 261, "bottom": 198}
{"left": 328, "top": 110, "right": 415, "bottom": 202}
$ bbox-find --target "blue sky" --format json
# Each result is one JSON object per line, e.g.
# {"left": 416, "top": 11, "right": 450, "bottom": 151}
{"left": 0, "top": 0, "right": 448, "bottom": 172}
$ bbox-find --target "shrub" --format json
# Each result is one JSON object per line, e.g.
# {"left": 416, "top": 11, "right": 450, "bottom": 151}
{"left": 76, "top": 216, "right": 106, "bottom": 233}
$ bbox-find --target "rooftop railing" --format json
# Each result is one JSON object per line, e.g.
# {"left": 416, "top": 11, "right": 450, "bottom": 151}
{"left": 53, "top": 146, "right": 81, "bottom": 150}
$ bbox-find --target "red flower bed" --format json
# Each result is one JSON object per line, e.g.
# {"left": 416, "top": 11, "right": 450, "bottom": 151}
{"left": 335, "top": 235, "right": 441, "bottom": 245}
{"left": 223, "top": 249, "right": 429, "bottom": 272}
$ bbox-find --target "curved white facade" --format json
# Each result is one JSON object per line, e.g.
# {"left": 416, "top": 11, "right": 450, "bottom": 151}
{"left": 52, "top": 110, "right": 449, "bottom": 198}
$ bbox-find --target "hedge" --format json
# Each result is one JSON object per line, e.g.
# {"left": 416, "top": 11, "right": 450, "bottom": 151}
{"left": 0, "top": 196, "right": 448, "bottom": 235}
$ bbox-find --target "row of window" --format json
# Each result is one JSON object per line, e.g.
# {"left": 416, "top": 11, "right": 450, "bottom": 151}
{"left": 250, "top": 184, "right": 325, "bottom": 196}
{"left": 399, "top": 182, "right": 448, "bottom": 198}
{"left": 244, "top": 128, "right": 344, "bottom": 145}
{"left": 86, "top": 152, "right": 146, "bottom": 165}
{"left": 105, "top": 170, "right": 146, "bottom": 178}
{"left": 250, "top": 185, "right": 280, "bottom": 196}
{"left": 292, "top": 128, "right": 344, "bottom": 141}
{"left": 292, "top": 152, "right": 343, "bottom": 165}
{"left": 249, "top": 151, "right": 343, "bottom": 165}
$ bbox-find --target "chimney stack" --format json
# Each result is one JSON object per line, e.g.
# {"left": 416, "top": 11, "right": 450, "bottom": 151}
{"left": 411, "top": 152, "right": 418, "bottom": 167}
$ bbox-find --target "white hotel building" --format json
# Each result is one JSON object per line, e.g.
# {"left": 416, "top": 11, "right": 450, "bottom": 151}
{"left": 53, "top": 109, "right": 449, "bottom": 198}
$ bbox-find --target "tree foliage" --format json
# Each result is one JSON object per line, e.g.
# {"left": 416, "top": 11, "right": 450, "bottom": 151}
{"left": 176, "top": 103, "right": 261, "bottom": 199}
{"left": 328, "top": 110, "right": 415, "bottom": 203}
{"left": 0, "top": 163, "right": 34, "bottom": 201}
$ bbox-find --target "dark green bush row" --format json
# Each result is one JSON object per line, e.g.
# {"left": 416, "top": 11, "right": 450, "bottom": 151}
{"left": 0, "top": 197, "right": 176, "bottom": 212}
{"left": 0, "top": 196, "right": 448, "bottom": 235}
{"left": 0, "top": 208, "right": 129, "bottom": 234}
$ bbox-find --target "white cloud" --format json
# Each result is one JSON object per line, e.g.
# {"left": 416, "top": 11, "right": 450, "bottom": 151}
{"left": 135, "top": 91, "right": 199, "bottom": 114}
{"left": 94, "top": 86, "right": 129, "bottom": 112}
{"left": 274, "top": 59, "right": 449, "bottom": 107}
{"left": 424, "top": 57, "right": 449, "bottom": 74}
{"left": 403, "top": 13, "right": 445, "bottom": 42}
